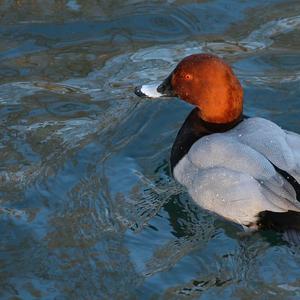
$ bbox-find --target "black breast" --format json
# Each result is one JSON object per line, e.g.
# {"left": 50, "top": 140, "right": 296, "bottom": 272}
{"left": 170, "top": 108, "right": 244, "bottom": 172}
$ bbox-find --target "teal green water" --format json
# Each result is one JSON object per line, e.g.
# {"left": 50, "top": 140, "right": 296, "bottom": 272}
{"left": 1, "top": 1, "right": 300, "bottom": 299}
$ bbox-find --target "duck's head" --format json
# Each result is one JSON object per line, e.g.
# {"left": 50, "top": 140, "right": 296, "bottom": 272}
{"left": 135, "top": 53, "right": 243, "bottom": 124}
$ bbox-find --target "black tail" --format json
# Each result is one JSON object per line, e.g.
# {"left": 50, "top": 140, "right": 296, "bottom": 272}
{"left": 257, "top": 210, "right": 300, "bottom": 245}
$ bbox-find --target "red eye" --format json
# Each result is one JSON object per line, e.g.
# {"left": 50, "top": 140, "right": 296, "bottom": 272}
{"left": 185, "top": 74, "right": 192, "bottom": 80}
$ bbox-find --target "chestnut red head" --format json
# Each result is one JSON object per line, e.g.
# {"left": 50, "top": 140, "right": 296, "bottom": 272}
{"left": 135, "top": 53, "right": 243, "bottom": 124}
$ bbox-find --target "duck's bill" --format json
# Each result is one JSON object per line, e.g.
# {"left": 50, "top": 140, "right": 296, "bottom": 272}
{"left": 134, "top": 75, "right": 175, "bottom": 98}
{"left": 134, "top": 84, "right": 164, "bottom": 98}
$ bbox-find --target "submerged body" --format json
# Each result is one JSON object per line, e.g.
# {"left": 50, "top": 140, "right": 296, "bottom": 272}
{"left": 135, "top": 53, "right": 300, "bottom": 235}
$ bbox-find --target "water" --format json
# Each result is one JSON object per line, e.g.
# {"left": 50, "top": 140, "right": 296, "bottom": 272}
{"left": 1, "top": 0, "right": 300, "bottom": 299}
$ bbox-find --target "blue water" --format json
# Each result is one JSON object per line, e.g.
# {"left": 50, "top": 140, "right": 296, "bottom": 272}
{"left": 1, "top": 1, "right": 300, "bottom": 299}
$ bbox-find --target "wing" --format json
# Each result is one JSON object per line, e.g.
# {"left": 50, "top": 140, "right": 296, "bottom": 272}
{"left": 285, "top": 129, "right": 300, "bottom": 181}
{"left": 231, "top": 118, "right": 300, "bottom": 181}
{"left": 230, "top": 118, "right": 300, "bottom": 200}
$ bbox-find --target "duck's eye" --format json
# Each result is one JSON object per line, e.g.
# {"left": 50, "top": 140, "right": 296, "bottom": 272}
{"left": 185, "top": 74, "right": 192, "bottom": 80}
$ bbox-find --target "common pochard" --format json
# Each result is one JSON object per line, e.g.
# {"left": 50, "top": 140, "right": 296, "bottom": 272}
{"left": 135, "top": 54, "right": 300, "bottom": 241}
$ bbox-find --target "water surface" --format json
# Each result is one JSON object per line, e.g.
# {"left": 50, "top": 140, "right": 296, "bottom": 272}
{"left": 1, "top": 1, "right": 300, "bottom": 299}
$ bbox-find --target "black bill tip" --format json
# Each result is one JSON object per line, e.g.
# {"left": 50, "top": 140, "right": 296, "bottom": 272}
{"left": 134, "top": 86, "right": 147, "bottom": 97}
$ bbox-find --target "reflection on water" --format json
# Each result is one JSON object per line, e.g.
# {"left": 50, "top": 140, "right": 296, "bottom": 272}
{"left": 1, "top": 0, "right": 300, "bottom": 299}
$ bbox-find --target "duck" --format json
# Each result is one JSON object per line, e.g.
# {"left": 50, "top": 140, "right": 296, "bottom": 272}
{"left": 134, "top": 53, "right": 300, "bottom": 241}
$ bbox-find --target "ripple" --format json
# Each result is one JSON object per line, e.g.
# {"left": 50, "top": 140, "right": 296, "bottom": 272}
{"left": 2, "top": 2, "right": 300, "bottom": 298}
{"left": 242, "top": 15, "right": 300, "bottom": 50}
